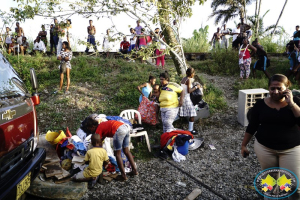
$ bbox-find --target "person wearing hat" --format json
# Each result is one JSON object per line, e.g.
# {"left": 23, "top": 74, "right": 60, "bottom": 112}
{"left": 220, "top": 24, "right": 231, "bottom": 49}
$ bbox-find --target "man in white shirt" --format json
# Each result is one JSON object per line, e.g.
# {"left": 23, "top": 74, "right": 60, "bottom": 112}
{"left": 231, "top": 23, "right": 240, "bottom": 43}
{"left": 220, "top": 24, "right": 231, "bottom": 49}
{"left": 33, "top": 36, "right": 46, "bottom": 53}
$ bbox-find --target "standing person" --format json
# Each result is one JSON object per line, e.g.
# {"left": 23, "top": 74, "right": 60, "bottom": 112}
{"left": 57, "top": 41, "right": 72, "bottom": 93}
{"left": 85, "top": 20, "right": 97, "bottom": 53}
{"left": 231, "top": 23, "right": 240, "bottom": 44}
{"left": 137, "top": 75, "right": 156, "bottom": 103}
{"left": 32, "top": 36, "right": 46, "bottom": 53}
{"left": 129, "top": 28, "right": 136, "bottom": 52}
{"left": 252, "top": 39, "right": 270, "bottom": 79}
{"left": 56, "top": 21, "right": 67, "bottom": 56}
{"left": 119, "top": 36, "right": 130, "bottom": 54}
{"left": 66, "top": 19, "right": 72, "bottom": 45}
{"left": 5, "top": 27, "right": 12, "bottom": 51}
{"left": 232, "top": 18, "right": 249, "bottom": 49}
{"left": 20, "top": 37, "right": 29, "bottom": 55}
{"left": 293, "top": 25, "right": 300, "bottom": 49}
{"left": 159, "top": 71, "right": 184, "bottom": 133}
{"left": 210, "top": 27, "right": 222, "bottom": 49}
{"left": 156, "top": 31, "right": 166, "bottom": 69}
{"left": 238, "top": 38, "right": 256, "bottom": 79}
{"left": 246, "top": 25, "right": 253, "bottom": 41}
{"left": 220, "top": 24, "right": 230, "bottom": 49}
{"left": 95, "top": 120, "right": 139, "bottom": 181}
{"left": 138, "top": 28, "right": 147, "bottom": 63}
{"left": 135, "top": 20, "right": 143, "bottom": 50}
{"left": 179, "top": 67, "right": 201, "bottom": 133}
{"left": 38, "top": 25, "right": 48, "bottom": 49}
{"left": 241, "top": 74, "right": 300, "bottom": 199}
{"left": 53, "top": 18, "right": 59, "bottom": 54}
{"left": 50, "top": 24, "right": 55, "bottom": 54}
{"left": 72, "top": 134, "right": 110, "bottom": 189}
{"left": 103, "top": 29, "right": 110, "bottom": 57}
{"left": 15, "top": 22, "right": 24, "bottom": 45}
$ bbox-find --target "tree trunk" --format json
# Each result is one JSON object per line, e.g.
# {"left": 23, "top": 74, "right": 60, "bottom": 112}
{"left": 255, "top": 0, "right": 262, "bottom": 37}
{"left": 243, "top": 0, "right": 247, "bottom": 23}
{"left": 271, "top": 0, "right": 288, "bottom": 38}
{"left": 158, "top": 0, "right": 187, "bottom": 76}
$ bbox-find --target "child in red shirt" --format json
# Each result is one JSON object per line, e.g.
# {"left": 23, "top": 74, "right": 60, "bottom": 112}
{"left": 120, "top": 36, "right": 130, "bottom": 54}
{"left": 95, "top": 120, "right": 138, "bottom": 181}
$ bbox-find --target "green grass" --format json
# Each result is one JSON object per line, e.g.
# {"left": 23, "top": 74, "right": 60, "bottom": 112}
{"left": 6, "top": 54, "right": 230, "bottom": 159}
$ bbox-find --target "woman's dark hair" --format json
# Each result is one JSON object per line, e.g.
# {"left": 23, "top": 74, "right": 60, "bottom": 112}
{"left": 186, "top": 67, "right": 195, "bottom": 77}
{"left": 159, "top": 71, "right": 170, "bottom": 81}
{"left": 148, "top": 75, "right": 155, "bottom": 82}
{"left": 63, "top": 41, "right": 71, "bottom": 50}
{"left": 268, "top": 74, "right": 291, "bottom": 87}
{"left": 67, "top": 19, "right": 72, "bottom": 24}
{"left": 81, "top": 115, "right": 99, "bottom": 135}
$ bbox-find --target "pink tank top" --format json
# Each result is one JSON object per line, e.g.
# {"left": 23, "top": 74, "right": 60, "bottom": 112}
{"left": 139, "top": 35, "right": 147, "bottom": 46}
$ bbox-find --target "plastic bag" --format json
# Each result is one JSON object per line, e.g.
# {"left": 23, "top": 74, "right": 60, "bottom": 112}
{"left": 137, "top": 96, "right": 158, "bottom": 125}
{"left": 172, "top": 146, "right": 186, "bottom": 162}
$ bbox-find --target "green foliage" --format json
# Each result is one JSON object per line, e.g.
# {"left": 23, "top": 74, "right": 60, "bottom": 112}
{"left": 258, "top": 36, "right": 288, "bottom": 53}
{"left": 182, "top": 25, "right": 210, "bottom": 53}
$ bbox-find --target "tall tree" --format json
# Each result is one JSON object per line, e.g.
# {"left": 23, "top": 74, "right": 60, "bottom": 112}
{"left": 247, "top": 10, "right": 286, "bottom": 37}
{"left": 8, "top": 0, "right": 206, "bottom": 76}
{"left": 209, "top": 0, "right": 253, "bottom": 25}
{"left": 271, "top": 0, "right": 288, "bottom": 38}
{"left": 254, "top": 0, "right": 262, "bottom": 37}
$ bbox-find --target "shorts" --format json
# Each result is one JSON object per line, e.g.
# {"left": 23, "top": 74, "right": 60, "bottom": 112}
{"left": 253, "top": 56, "right": 269, "bottom": 71}
{"left": 16, "top": 36, "right": 22, "bottom": 45}
{"left": 113, "top": 124, "right": 130, "bottom": 151}
{"left": 139, "top": 45, "right": 147, "bottom": 49}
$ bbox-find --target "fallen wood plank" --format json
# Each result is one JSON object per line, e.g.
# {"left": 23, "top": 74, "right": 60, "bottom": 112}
{"left": 184, "top": 188, "right": 202, "bottom": 200}
{"left": 45, "top": 163, "right": 63, "bottom": 178}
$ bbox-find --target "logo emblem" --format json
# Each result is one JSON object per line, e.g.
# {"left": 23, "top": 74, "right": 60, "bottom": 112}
{"left": 254, "top": 167, "right": 299, "bottom": 199}
{"left": 2, "top": 109, "right": 16, "bottom": 120}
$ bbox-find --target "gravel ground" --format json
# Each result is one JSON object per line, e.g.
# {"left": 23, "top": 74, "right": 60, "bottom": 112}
{"left": 82, "top": 74, "right": 264, "bottom": 200}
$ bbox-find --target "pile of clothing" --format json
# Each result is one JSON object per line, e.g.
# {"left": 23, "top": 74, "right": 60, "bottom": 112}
{"left": 160, "top": 130, "right": 203, "bottom": 162}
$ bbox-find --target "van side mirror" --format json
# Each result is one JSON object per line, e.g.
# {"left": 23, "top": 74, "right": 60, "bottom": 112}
{"left": 30, "top": 68, "right": 39, "bottom": 91}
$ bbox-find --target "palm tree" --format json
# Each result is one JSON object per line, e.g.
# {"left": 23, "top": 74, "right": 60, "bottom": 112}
{"left": 247, "top": 10, "right": 286, "bottom": 37}
{"left": 271, "top": 0, "right": 288, "bottom": 38}
{"left": 209, "top": 0, "right": 253, "bottom": 25}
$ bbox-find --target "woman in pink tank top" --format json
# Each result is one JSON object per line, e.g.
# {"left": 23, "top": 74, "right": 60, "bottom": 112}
{"left": 239, "top": 38, "right": 256, "bottom": 79}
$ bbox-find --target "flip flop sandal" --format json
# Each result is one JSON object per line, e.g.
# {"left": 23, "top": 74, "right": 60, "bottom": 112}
{"left": 116, "top": 175, "right": 128, "bottom": 182}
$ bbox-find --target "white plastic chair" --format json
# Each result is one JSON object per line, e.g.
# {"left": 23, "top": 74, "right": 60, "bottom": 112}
{"left": 119, "top": 109, "right": 151, "bottom": 152}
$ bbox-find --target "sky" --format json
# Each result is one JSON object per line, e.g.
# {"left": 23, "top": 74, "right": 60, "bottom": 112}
{"left": 1, "top": 0, "right": 298, "bottom": 51}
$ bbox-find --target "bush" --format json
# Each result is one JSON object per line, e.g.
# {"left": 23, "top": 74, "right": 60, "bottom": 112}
{"left": 182, "top": 25, "right": 211, "bottom": 53}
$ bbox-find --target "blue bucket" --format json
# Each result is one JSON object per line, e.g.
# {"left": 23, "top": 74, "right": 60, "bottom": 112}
{"left": 177, "top": 141, "right": 189, "bottom": 155}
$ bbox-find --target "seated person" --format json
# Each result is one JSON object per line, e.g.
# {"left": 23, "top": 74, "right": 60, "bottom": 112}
{"left": 120, "top": 36, "right": 130, "bottom": 54}
{"left": 33, "top": 36, "right": 46, "bottom": 53}
{"left": 8, "top": 38, "right": 17, "bottom": 55}
{"left": 72, "top": 134, "right": 110, "bottom": 189}
{"left": 20, "top": 37, "right": 29, "bottom": 55}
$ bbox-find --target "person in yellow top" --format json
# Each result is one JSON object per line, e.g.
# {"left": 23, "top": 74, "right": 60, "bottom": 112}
{"left": 72, "top": 134, "right": 110, "bottom": 189}
{"left": 159, "top": 71, "right": 184, "bottom": 133}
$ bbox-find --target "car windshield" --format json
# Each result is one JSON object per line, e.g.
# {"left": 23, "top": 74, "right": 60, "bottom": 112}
{"left": 0, "top": 53, "right": 26, "bottom": 98}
